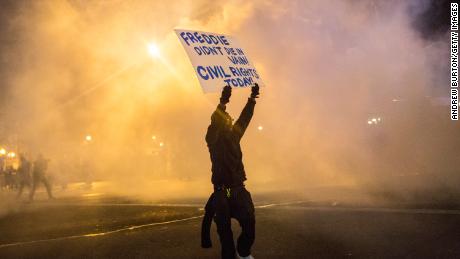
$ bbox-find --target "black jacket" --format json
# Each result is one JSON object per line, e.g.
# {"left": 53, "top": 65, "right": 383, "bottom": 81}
{"left": 206, "top": 98, "right": 256, "bottom": 186}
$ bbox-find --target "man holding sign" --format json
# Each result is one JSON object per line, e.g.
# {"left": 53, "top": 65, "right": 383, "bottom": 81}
{"left": 176, "top": 29, "right": 262, "bottom": 258}
{"left": 205, "top": 84, "right": 259, "bottom": 259}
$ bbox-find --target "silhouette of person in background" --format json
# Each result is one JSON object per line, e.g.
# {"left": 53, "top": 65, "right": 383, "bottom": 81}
{"left": 29, "top": 153, "right": 53, "bottom": 201}
{"left": 16, "top": 154, "right": 32, "bottom": 198}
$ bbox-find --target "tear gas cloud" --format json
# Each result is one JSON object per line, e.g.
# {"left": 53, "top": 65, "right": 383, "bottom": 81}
{"left": 0, "top": 0, "right": 456, "bottom": 203}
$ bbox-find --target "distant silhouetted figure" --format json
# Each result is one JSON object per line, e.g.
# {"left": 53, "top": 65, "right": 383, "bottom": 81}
{"left": 16, "top": 154, "right": 32, "bottom": 198}
{"left": 205, "top": 84, "right": 259, "bottom": 259}
{"left": 29, "top": 154, "right": 53, "bottom": 201}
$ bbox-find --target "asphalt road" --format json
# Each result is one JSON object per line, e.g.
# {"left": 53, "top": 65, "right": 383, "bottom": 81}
{"left": 1, "top": 197, "right": 460, "bottom": 258}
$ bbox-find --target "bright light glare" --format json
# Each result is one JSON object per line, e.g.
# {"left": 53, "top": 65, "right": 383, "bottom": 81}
{"left": 151, "top": 135, "right": 157, "bottom": 140}
{"left": 86, "top": 135, "right": 92, "bottom": 141}
{"left": 159, "top": 142, "right": 164, "bottom": 147}
{"left": 7, "top": 152, "right": 16, "bottom": 158}
{"left": 147, "top": 43, "right": 161, "bottom": 58}
{"left": 367, "top": 117, "right": 382, "bottom": 125}
{"left": 258, "top": 125, "right": 263, "bottom": 131}
{"left": 0, "top": 148, "right": 6, "bottom": 155}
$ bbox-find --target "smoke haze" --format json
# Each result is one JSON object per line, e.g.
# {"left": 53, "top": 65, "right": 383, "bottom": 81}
{"left": 0, "top": 0, "right": 457, "bottom": 204}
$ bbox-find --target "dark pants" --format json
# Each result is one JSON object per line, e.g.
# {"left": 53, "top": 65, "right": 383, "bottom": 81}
{"left": 214, "top": 186, "right": 255, "bottom": 259}
{"left": 29, "top": 173, "right": 53, "bottom": 200}
{"left": 16, "top": 179, "right": 30, "bottom": 198}
{"left": 201, "top": 193, "right": 215, "bottom": 248}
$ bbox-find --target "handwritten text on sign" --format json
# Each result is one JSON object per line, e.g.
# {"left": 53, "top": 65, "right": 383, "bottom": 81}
{"left": 175, "top": 29, "right": 264, "bottom": 93}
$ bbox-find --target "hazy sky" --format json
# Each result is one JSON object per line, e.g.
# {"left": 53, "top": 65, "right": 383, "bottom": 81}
{"left": 0, "top": 0, "right": 456, "bottom": 201}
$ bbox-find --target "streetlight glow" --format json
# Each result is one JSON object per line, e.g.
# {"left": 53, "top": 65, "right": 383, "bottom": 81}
{"left": 0, "top": 148, "right": 6, "bottom": 155}
{"left": 367, "top": 116, "right": 383, "bottom": 125}
{"left": 85, "top": 135, "right": 92, "bottom": 142}
{"left": 147, "top": 43, "right": 161, "bottom": 58}
{"left": 258, "top": 125, "right": 263, "bottom": 131}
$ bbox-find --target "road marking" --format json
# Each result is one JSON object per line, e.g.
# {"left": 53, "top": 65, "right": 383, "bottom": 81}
{"left": 2, "top": 201, "right": 459, "bottom": 249}
{"left": 41, "top": 203, "right": 205, "bottom": 207}
{"left": 0, "top": 201, "right": 301, "bottom": 248}
{"left": 0, "top": 215, "right": 203, "bottom": 249}
{"left": 256, "top": 201, "right": 305, "bottom": 208}
{"left": 20, "top": 201, "right": 304, "bottom": 208}
{"left": 262, "top": 205, "right": 460, "bottom": 215}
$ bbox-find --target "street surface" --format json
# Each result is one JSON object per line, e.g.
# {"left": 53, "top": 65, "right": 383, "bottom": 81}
{"left": 1, "top": 186, "right": 460, "bottom": 258}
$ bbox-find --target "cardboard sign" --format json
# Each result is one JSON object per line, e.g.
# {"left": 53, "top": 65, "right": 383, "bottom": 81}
{"left": 175, "top": 29, "right": 264, "bottom": 93}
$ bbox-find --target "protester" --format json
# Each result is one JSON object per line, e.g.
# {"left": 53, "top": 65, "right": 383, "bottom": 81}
{"left": 16, "top": 153, "right": 32, "bottom": 198}
{"left": 29, "top": 153, "right": 53, "bottom": 201}
{"left": 205, "top": 83, "right": 259, "bottom": 259}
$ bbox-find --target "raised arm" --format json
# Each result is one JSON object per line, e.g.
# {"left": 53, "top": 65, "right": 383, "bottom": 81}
{"left": 206, "top": 86, "right": 232, "bottom": 147}
{"left": 233, "top": 84, "right": 260, "bottom": 140}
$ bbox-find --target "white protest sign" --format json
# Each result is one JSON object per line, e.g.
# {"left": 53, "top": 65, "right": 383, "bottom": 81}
{"left": 175, "top": 29, "right": 264, "bottom": 93}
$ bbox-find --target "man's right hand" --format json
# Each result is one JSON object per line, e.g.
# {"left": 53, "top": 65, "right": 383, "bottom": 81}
{"left": 250, "top": 83, "right": 260, "bottom": 99}
{"left": 220, "top": 85, "right": 232, "bottom": 104}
